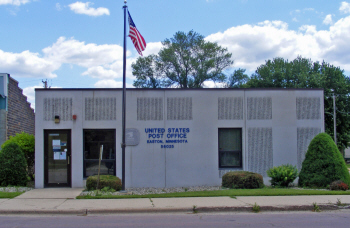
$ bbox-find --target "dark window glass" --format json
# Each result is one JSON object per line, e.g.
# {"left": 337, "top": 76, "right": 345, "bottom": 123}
{"left": 219, "top": 128, "right": 242, "bottom": 168}
{"left": 83, "top": 129, "right": 116, "bottom": 178}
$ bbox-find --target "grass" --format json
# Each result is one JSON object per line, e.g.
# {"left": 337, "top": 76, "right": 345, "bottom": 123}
{"left": 76, "top": 187, "right": 350, "bottom": 199}
{"left": 0, "top": 191, "right": 23, "bottom": 198}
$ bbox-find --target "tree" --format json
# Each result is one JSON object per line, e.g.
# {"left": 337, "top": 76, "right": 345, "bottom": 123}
{"left": 1, "top": 132, "right": 35, "bottom": 179}
{"left": 298, "top": 133, "right": 350, "bottom": 187}
{"left": 245, "top": 56, "right": 350, "bottom": 151}
{"left": 132, "top": 30, "right": 233, "bottom": 88}
{"left": 0, "top": 142, "right": 27, "bottom": 186}
{"left": 224, "top": 68, "right": 249, "bottom": 88}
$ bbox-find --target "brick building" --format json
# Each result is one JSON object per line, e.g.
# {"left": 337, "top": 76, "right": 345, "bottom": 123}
{"left": 0, "top": 73, "right": 35, "bottom": 146}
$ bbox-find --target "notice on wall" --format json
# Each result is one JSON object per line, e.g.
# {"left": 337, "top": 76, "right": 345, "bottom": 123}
{"left": 54, "top": 152, "right": 60, "bottom": 160}
{"left": 60, "top": 152, "right": 66, "bottom": 160}
{"left": 54, "top": 152, "right": 66, "bottom": 160}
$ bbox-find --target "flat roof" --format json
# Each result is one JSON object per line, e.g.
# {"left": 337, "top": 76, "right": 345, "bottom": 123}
{"left": 35, "top": 88, "right": 324, "bottom": 91}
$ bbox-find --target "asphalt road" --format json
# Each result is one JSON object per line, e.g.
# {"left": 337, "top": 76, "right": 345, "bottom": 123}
{"left": 1, "top": 211, "right": 350, "bottom": 228}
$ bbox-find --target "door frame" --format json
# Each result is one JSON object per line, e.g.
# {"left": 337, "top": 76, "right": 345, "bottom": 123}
{"left": 44, "top": 129, "right": 72, "bottom": 187}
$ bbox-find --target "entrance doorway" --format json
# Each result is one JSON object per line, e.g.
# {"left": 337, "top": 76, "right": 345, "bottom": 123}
{"left": 44, "top": 130, "right": 71, "bottom": 187}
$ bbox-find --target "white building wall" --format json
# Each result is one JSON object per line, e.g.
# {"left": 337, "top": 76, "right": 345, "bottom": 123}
{"left": 35, "top": 88, "right": 324, "bottom": 188}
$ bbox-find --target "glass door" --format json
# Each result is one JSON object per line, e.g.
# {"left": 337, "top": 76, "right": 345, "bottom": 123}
{"left": 44, "top": 130, "right": 71, "bottom": 187}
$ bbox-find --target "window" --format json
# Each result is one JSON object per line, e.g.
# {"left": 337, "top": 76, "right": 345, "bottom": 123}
{"left": 218, "top": 128, "right": 242, "bottom": 168}
{"left": 83, "top": 129, "right": 116, "bottom": 178}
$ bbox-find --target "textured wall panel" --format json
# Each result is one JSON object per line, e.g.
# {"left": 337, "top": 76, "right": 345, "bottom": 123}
{"left": 297, "top": 127, "right": 321, "bottom": 170}
{"left": 218, "top": 97, "right": 243, "bottom": 120}
{"left": 85, "top": 97, "right": 116, "bottom": 121}
{"left": 137, "top": 97, "right": 163, "bottom": 121}
{"left": 247, "top": 97, "right": 272, "bottom": 120}
{"left": 44, "top": 98, "right": 72, "bottom": 121}
{"left": 167, "top": 97, "right": 192, "bottom": 120}
{"left": 248, "top": 128, "right": 273, "bottom": 176}
{"left": 296, "top": 97, "right": 321, "bottom": 119}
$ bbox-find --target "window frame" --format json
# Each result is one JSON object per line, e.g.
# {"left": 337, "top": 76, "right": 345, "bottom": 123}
{"left": 218, "top": 128, "right": 243, "bottom": 168}
{"left": 83, "top": 129, "right": 116, "bottom": 178}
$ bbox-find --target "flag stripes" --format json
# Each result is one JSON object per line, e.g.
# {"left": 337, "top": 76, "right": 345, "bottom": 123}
{"left": 128, "top": 11, "right": 146, "bottom": 56}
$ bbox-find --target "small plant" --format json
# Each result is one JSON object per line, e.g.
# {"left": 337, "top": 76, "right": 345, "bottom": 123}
{"left": 329, "top": 180, "right": 349, "bottom": 191}
{"left": 222, "top": 171, "right": 264, "bottom": 189}
{"left": 101, "top": 186, "right": 116, "bottom": 193}
{"left": 192, "top": 205, "right": 198, "bottom": 213}
{"left": 86, "top": 175, "right": 122, "bottom": 191}
{"left": 312, "top": 202, "right": 320, "bottom": 212}
{"left": 252, "top": 202, "right": 260, "bottom": 213}
{"left": 336, "top": 198, "right": 344, "bottom": 206}
{"left": 184, "top": 188, "right": 188, "bottom": 192}
{"left": 267, "top": 164, "right": 298, "bottom": 187}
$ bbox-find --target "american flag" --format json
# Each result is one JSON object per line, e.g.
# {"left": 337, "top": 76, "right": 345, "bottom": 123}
{"left": 128, "top": 11, "right": 146, "bottom": 56}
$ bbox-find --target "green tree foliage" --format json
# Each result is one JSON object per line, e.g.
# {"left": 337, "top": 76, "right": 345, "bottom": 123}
{"left": 132, "top": 30, "right": 233, "bottom": 88}
{"left": 224, "top": 68, "right": 249, "bottom": 88}
{"left": 0, "top": 142, "right": 27, "bottom": 186}
{"left": 1, "top": 132, "right": 35, "bottom": 179}
{"left": 245, "top": 56, "right": 350, "bottom": 150}
{"left": 298, "top": 133, "right": 350, "bottom": 187}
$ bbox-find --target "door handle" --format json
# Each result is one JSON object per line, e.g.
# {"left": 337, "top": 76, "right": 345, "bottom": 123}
{"left": 68, "top": 156, "right": 70, "bottom": 165}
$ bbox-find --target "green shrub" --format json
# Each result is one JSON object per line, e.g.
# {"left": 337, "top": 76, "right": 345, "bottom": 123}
{"left": 1, "top": 132, "right": 35, "bottom": 179}
{"left": 267, "top": 164, "right": 298, "bottom": 187}
{"left": 298, "top": 133, "right": 350, "bottom": 188}
{"left": 86, "top": 175, "right": 122, "bottom": 191}
{"left": 222, "top": 171, "right": 264, "bottom": 189}
{"left": 329, "top": 180, "right": 349, "bottom": 191}
{"left": 0, "top": 142, "right": 28, "bottom": 186}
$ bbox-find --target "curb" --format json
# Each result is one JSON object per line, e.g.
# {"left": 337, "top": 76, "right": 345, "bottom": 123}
{"left": 0, "top": 205, "right": 349, "bottom": 215}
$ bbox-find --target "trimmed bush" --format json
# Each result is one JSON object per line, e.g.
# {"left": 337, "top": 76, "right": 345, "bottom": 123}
{"left": 298, "top": 133, "right": 350, "bottom": 188}
{"left": 86, "top": 175, "right": 122, "bottom": 191}
{"left": 0, "top": 142, "right": 28, "bottom": 186}
{"left": 1, "top": 132, "right": 35, "bottom": 179}
{"left": 329, "top": 180, "right": 349, "bottom": 191}
{"left": 222, "top": 171, "right": 264, "bottom": 189}
{"left": 267, "top": 164, "right": 298, "bottom": 187}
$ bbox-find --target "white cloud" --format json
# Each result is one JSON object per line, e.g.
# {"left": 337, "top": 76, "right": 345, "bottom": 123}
{"left": 42, "top": 37, "right": 125, "bottom": 68}
{"left": 22, "top": 85, "right": 41, "bottom": 109}
{"left": 82, "top": 66, "right": 119, "bottom": 79}
{"left": 205, "top": 16, "right": 350, "bottom": 72}
{"left": 94, "top": 80, "right": 133, "bottom": 88}
{"left": 323, "top": 14, "right": 333, "bottom": 25}
{"left": 340, "top": 1, "right": 350, "bottom": 14}
{"left": 0, "top": 0, "right": 30, "bottom": 6}
{"left": 56, "top": 3, "right": 62, "bottom": 11}
{"left": 142, "top": 42, "right": 162, "bottom": 56}
{"left": 68, "top": 1, "right": 109, "bottom": 17}
{"left": 0, "top": 50, "right": 58, "bottom": 78}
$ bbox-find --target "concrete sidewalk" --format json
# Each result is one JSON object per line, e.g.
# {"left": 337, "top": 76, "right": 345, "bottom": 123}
{"left": 1, "top": 188, "right": 350, "bottom": 215}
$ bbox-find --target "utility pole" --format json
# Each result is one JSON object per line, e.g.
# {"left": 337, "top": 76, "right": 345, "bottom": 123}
{"left": 333, "top": 93, "right": 337, "bottom": 145}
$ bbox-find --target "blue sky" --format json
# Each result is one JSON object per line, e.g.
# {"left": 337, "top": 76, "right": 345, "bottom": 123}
{"left": 1, "top": 0, "right": 350, "bottom": 108}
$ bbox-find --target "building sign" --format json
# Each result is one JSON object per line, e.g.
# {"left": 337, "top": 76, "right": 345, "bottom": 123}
{"left": 126, "top": 128, "right": 140, "bottom": 146}
{"left": 145, "top": 128, "right": 190, "bottom": 148}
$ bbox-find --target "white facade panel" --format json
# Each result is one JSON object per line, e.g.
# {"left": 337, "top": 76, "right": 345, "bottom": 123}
{"left": 35, "top": 88, "right": 324, "bottom": 188}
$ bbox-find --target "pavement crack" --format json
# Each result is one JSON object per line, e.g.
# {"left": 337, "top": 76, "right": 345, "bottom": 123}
{"left": 149, "top": 198, "right": 155, "bottom": 207}
{"left": 53, "top": 199, "right": 68, "bottom": 210}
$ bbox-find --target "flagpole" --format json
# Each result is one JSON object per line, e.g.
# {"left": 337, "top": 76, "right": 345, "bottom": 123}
{"left": 121, "top": 0, "right": 127, "bottom": 191}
